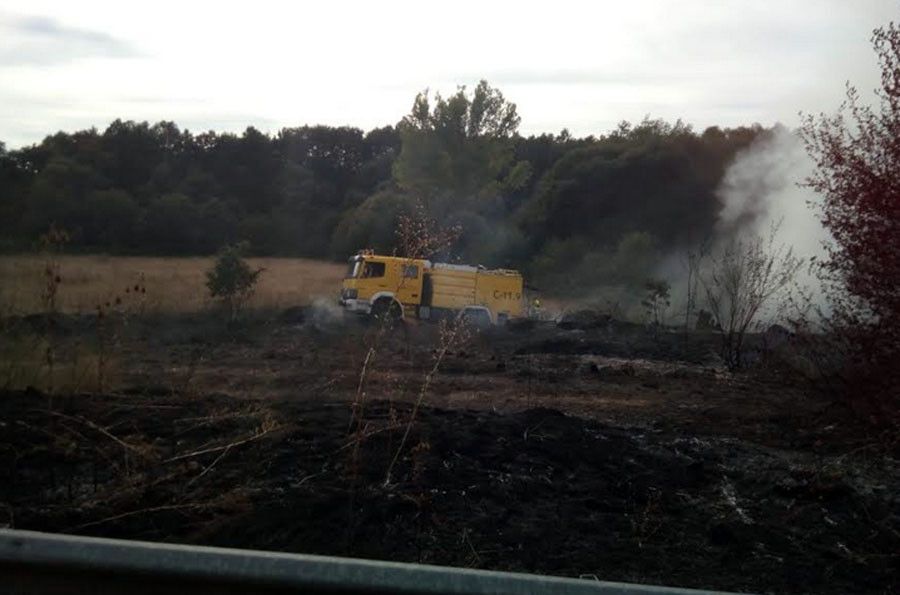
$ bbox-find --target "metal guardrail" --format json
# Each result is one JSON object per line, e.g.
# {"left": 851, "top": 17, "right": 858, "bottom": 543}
{"left": 0, "top": 529, "right": 731, "bottom": 594}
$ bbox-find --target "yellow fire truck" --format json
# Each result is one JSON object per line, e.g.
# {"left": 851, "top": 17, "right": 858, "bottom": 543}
{"left": 339, "top": 251, "right": 525, "bottom": 325}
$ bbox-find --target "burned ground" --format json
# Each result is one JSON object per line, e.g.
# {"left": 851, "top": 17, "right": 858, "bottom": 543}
{"left": 1, "top": 311, "right": 898, "bottom": 594}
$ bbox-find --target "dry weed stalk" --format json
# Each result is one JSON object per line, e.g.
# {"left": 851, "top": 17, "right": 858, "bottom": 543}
{"left": 347, "top": 346, "right": 376, "bottom": 477}
{"left": 94, "top": 277, "right": 147, "bottom": 392}
{"left": 65, "top": 502, "right": 209, "bottom": 532}
{"left": 45, "top": 410, "right": 142, "bottom": 452}
{"left": 384, "top": 316, "right": 472, "bottom": 485}
{"left": 166, "top": 415, "right": 278, "bottom": 463}
{"left": 169, "top": 347, "right": 204, "bottom": 400}
{"left": 633, "top": 487, "right": 663, "bottom": 549}
{"left": 682, "top": 239, "right": 710, "bottom": 339}
{"left": 347, "top": 200, "right": 462, "bottom": 478}
{"left": 37, "top": 225, "right": 69, "bottom": 396}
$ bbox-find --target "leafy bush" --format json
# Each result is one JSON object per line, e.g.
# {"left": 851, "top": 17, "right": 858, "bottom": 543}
{"left": 205, "top": 243, "right": 263, "bottom": 319}
{"left": 800, "top": 23, "right": 900, "bottom": 424}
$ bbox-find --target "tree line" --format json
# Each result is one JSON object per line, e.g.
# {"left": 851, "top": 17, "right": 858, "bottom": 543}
{"left": 0, "top": 81, "right": 766, "bottom": 290}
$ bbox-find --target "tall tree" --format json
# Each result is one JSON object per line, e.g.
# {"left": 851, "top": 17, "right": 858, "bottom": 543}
{"left": 393, "top": 80, "right": 530, "bottom": 213}
{"left": 0, "top": 142, "right": 30, "bottom": 247}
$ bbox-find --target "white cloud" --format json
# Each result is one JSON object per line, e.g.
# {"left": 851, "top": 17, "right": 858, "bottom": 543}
{"left": 0, "top": 14, "right": 138, "bottom": 65}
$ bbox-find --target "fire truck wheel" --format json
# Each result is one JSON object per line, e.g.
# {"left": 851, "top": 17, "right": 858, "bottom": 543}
{"left": 371, "top": 298, "right": 402, "bottom": 324}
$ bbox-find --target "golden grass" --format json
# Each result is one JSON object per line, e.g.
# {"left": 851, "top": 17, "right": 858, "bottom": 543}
{"left": 0, "top": 255, "right": 345, "bottom": 315}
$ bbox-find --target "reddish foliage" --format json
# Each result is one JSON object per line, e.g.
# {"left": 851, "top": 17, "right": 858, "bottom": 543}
{"left": 800, "top": 24, "right": 900, "bottom": 422}
{"left": 395, "top": 201, "right": 462, "bottom": 260}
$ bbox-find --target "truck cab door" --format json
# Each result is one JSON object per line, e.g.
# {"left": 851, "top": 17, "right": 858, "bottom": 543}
{"left": 395, "top": 262, "right": 424, "bottom": 306}
{"left": 355, "top": 260, "right": 389, "bottom": 301}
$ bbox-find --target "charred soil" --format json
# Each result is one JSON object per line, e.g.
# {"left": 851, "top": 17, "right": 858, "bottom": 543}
{"left": 1, "top": 312, "right": 898, "bottom": 594}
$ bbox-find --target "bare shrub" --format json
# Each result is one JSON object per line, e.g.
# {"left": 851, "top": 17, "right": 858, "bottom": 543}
{"left": 641, "top": 279, "right": 671, "bottom": 330}
{"left": 395, "top": 201, "right": 462, "bottom": 260}
{"left": 702, "top": 223, "right": 803, "bottom": 369}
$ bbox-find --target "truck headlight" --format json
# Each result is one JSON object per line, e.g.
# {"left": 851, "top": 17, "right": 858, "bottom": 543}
{"left": 342, "top": 288, "right": 358, "bottom": 300}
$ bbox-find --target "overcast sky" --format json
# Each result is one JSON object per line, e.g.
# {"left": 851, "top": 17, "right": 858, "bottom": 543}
{"left": 0, "top": 1, "right": 896, "bottom": 147}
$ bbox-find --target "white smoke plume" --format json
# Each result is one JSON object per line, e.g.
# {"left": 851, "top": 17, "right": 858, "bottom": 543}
{"left": 653, "top": 125, "right": 831, "bottom": 328}
{"left": 308, "top": 296, "right": 346, "bottom": 330}
{"left": 714, "top": 124, "right": 831, "bottom": 306}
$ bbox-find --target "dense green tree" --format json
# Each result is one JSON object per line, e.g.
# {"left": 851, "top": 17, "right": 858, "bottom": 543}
{"left": 518, "top": 118, "right": 762, "bottom": 280}
{"left": 0, "top": 142, "right": 31, "bottom": 248}
{"left": 509, "top": 130, "right": 591, "bottom": 210}
{"left": 331, "top": 81, "right": 533, "bottom": 263}
{"left": 83, "top": 189, "right": 140, "bottom": 249}
{"left": 101, "top": 120, "right": 164, "bottom": 195}
{"left": 140, "top": 193, "right": 200, "bottom": 254}
{"left": 393, "top": 80, "right": 530, "bottom": 215}
{"left": 21, "top": 155, "right": 101, "bottom": 240}
{"left": 330, "top": 190, "right": 416, "bottom": 257}
{"left": 211, "top": 127, "right": 282, "bottom": 213}
{"left": 195, "top": 198, "right": 239, "bottom": 253}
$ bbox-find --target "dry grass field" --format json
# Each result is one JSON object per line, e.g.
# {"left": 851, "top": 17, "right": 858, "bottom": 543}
{"left": 0, "top": 255, "right": 345, "bottom": 315}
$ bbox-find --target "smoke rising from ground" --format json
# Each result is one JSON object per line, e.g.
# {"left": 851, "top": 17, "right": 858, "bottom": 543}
{"left": 650, "top": 125, "right": 830, "bottom": 327}
{"left": 714, "top": 124, "right": 830, "bottom": 306}
{"left": 308, "top": 296, "right": 346, "bottom": 331}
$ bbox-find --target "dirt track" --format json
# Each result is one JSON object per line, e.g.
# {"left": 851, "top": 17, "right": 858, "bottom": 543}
{"left": 1, "top": 311, "right": 898, "bottom": 593}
